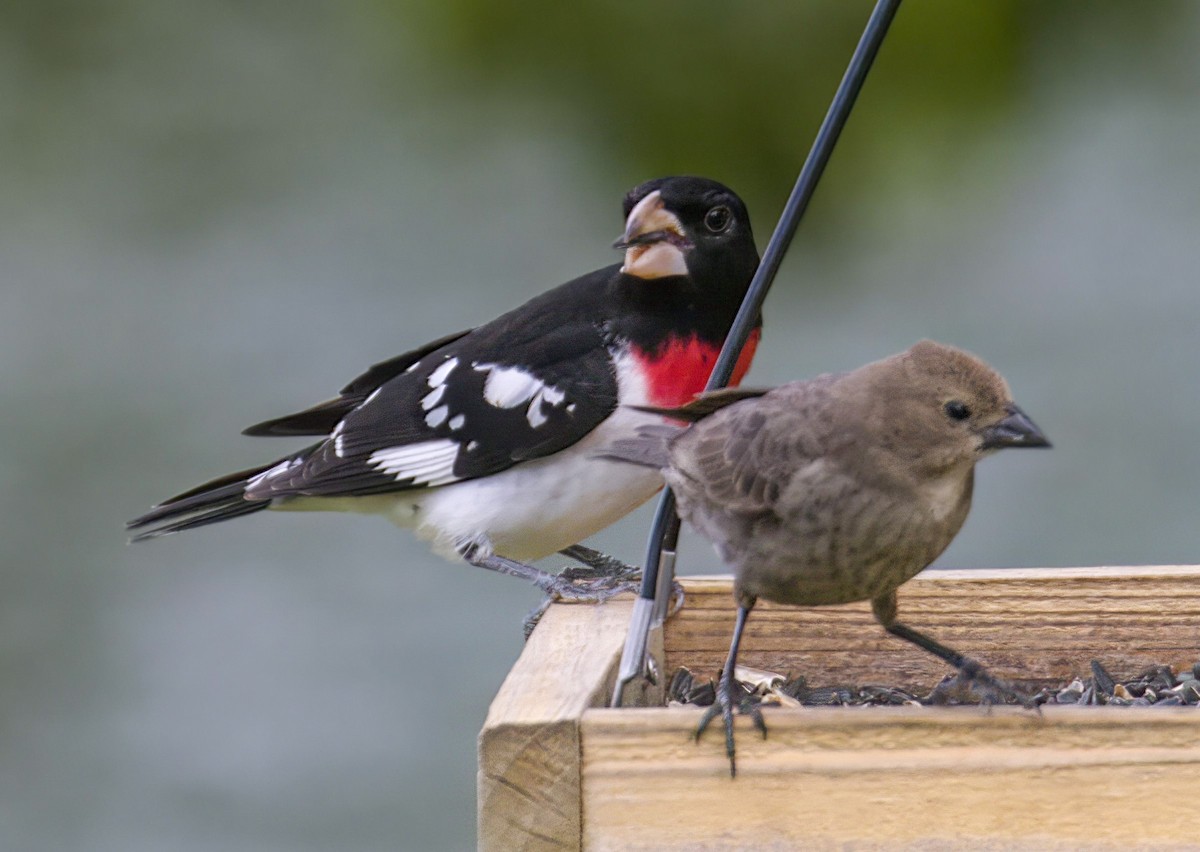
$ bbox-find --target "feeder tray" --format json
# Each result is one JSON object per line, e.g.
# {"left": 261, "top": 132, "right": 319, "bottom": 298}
{"left": 478, "top": 566, "right": 1200, "bottom": 850}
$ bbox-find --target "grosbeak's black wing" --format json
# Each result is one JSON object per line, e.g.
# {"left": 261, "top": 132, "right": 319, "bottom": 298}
{"left": 245, "top": 276, "right": 621, "bottom": 500}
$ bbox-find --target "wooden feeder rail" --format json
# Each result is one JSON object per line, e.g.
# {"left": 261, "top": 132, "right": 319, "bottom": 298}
{"left": 479, "top": 566, "right": 1200, "bottom": 851}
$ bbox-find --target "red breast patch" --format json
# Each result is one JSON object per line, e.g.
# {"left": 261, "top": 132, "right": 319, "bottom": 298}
{"left": 632, "top": 327, "right": 761, "bottom": 407}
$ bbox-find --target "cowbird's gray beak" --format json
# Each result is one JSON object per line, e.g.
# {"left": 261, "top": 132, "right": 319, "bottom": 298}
{"left": 981, "top": 404, "right": 1051, "bottom": 450}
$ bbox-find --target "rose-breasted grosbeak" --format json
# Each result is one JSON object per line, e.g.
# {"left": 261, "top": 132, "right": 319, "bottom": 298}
{"left": 128, "top": 176, "right": 761, "bottom": 596}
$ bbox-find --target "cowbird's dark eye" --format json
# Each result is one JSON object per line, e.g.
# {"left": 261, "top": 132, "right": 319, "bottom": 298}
{"left": 704, "top": 206, "right": 732, "bottom": 233}
{"left": 944, "top": 400, "right": 971, "bottom": 421}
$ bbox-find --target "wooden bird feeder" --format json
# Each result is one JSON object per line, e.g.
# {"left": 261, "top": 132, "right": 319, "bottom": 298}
{"left": 478, "top": 566, "right": 1200, "bottom": 850}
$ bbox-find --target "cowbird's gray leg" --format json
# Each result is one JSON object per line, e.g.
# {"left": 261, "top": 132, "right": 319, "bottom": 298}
{"left": 871, "top": 591, "right": 1035, "bottom": 709}
{"left": 696, "top": 599, "right": 763, "bottom": 778}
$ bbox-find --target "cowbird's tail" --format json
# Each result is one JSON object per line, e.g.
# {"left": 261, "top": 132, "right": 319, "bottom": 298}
{"left": 603, "top": 387, "right": 772, "bottom": 468}
{"left": 631, "top": 386, "right": 770, "bottom": 422}
{"left": 596, "top": 424, "right": 683, "bottom": 469}
{"left": 126, "top": 461, "right": 282, "bottom": 542}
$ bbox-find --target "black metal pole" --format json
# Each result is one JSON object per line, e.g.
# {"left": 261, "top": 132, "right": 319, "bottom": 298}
{"left": 614, "top": 0, "right": 905, "bottom": 705}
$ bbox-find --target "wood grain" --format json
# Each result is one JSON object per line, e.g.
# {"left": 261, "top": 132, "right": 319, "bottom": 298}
{"left": 666, "top": 567, "right": 1200, "bottom": 691}
{"left": 580, "top": 706, "right": 1200, "bottom": 850}
{"left": 477, "top": 598, "right": 632, "bottom": 851}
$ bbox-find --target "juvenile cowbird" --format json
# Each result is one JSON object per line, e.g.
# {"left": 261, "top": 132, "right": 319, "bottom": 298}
{"left": 127, "top": 177, "right": 761, "bottom": 601}
{"left": 603, "top": 340, "right": 1050, "bottom": 775}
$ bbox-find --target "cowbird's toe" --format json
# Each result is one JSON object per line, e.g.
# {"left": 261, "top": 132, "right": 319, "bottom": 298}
{"left": 695, "top": 674, "right": 761, "bottom": 777}
{"left": 930, "top": 661, "right": 1035, "bottom": 711}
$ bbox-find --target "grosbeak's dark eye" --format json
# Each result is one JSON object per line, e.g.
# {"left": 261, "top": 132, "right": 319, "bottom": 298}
{"left": 704, "top": 206, "right": 732, "bottom": 233}
{"left": 944, "top": 400, "right": 971, "bottom": 421}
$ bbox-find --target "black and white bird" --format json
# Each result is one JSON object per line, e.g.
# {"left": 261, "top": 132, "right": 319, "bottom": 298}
{"left": 128, "top": 176, "right": 762, "bottom": 597}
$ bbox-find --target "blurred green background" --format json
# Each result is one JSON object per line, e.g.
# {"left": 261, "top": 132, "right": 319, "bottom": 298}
{"left": 3, "top": 1, "right": 1199, "bottom": 849}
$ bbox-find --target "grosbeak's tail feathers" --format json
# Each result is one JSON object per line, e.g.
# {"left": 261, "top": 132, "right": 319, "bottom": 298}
{"left": 128, "top": 498, "right": 269, "bottom": 542}
{"left": 126, "top": 461, "right": 279, "bottom": 541}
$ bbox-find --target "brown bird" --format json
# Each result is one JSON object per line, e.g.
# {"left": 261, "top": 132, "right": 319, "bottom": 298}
{"left": 602, "top": 340, "right": 1051, "bottom": 775}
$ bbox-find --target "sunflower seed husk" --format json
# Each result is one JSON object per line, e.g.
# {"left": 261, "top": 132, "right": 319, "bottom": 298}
{"left": 734, "top": 665, "right": 786, "bottom": 695}
{"left": 1091, "top": 660, "right": 1116, "bottom": 697}
{"left": 1056, "top": 678, "right": 1085, "bottom": 704}
{"left": 1177, "top": 679, "right": 1200, "bottom": 705}
{"left": 664, "top": 659, "right": 1200, "bottom": 709}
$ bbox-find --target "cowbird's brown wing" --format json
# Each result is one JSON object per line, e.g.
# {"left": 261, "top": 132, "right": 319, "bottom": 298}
{"left": 667, "top": 379, "right": 837, "bottom": 518}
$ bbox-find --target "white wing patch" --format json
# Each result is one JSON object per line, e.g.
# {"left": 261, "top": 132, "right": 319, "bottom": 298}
{"left": 331, "top": 421, "right": 346, "bottom": 457}
{"left": 427, "top": 357, "right": 458, "bottom": 388}
{"left": 369, "top": 439, "right": 460, "bottom": 486}
{"left": 420, "top": 384, "right": 446, "bottom": 410}
{"left": 419, "top": 357, "right": 460, "bottom": 427}
{"left": 527, "top": 404, "right": 549, "bottom": 429}
{"left": 526, "top": 383, "right": 568, "bottom": 428}
{"left": 473, "top": 362, "right": 570, "bottom": 430}
{"left": 475, "top": 363, "right": 543, "bottom": 408}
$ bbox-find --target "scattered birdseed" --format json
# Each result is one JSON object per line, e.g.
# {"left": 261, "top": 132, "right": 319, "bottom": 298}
{"left": 666, "top": 660, "right": 1200, "bottom": 709}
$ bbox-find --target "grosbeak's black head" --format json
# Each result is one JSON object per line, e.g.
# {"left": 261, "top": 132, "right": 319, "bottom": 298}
{"left": 615, "top": 176, "right": 758, "bottom": 290}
